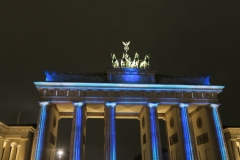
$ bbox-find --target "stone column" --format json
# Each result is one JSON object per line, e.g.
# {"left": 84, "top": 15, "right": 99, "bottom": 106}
{"left": 210, "top": 104, "right": 229, "bottom": 160}
{"left": 34, "top": 102, "right": 60, "bottom": 160}
{"left": 2, "top": 140, "right": 11, "bottom": 160}
{"left": 15, "top": 145, "right": 21, "bottom": 160}
{"left": 0, "top": 138, "right": 4, "bottom": 160}
{"left": 9, "top": 142, "right": 17, "bottom": 160}
{"left": 17, "top": 139, "right": 28, "bottom": 160}
{"left": 104, "top": 102, "right": 117, "bottom": 160}
{"left": 34, "top": 102, "right": 49, "bottom": 160}
{"left": 69, "top": 102, "right": 86, "bottom": 160}
{"left": 179, "top": 103, "right": 195, "bottom": 160}
{"left": 147, "top": 103, "right": 162, "bottom": 160}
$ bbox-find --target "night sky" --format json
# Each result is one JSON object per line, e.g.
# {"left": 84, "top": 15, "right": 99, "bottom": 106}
{"left": 0, "top": 0, "right": 240, "bottom": 159}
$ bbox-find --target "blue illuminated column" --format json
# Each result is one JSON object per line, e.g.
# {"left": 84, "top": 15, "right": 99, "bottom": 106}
{"left": 69, "top": 102, "right": 86, "bottom": 160}
{"left": 210, "top": 104, "right": 229, "bottom": 160}
{"left": 179, "top": 103, "right": 195, "bottom": 160}
{"left": 104, "top": 102, "right": 117, "bottom": 160}
{"left": 147, "top": 103, "right": 162, "bottom": 160}
{"left": 34, "top": 102, "right": 49, "bottom": 160}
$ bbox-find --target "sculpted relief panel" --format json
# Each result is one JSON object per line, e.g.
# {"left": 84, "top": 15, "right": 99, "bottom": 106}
{"left": 39, "top": 88, "right": 217, "bottom": 100}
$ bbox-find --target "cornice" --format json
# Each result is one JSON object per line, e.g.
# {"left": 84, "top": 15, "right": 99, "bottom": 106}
{"left": 34, "top": 82, "right": 224, "bottom": 92}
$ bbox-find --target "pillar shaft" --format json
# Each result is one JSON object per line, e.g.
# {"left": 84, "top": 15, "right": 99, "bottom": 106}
{"left": 148, "top": 103, "right": 162, "bottom": 160}
{"left": 17, "top": 140, "right": 27, "bottom": 160}
{"left": 69, "top": 102, "right": 86, "bottom": 160}
{"left": 15, "top": 145, "right": 21, "bottom": 160}
{"left": 34, "top": 102, "right": 48, "bottom": 160}
{"left": 9, "top": 142, "right": 17, "bottom": 160}
{"left": 0, "top": 138, "right": 4, "bottom": 160}
{"left": 210, "top": 104, "right": 229, "bottom": 160}
{"left": 104, "top": 102, "right": 116, "bottom": 160}
{"left": 179, "top": 103, "right": 195, "bottom": 160}
{"left": 2, "top": 140, "right": 11, "bottom": 160}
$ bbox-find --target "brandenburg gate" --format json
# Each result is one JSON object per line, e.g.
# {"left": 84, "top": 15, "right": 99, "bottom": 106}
{"left": 32, "top": 42, "right": 229, "bottom": 160}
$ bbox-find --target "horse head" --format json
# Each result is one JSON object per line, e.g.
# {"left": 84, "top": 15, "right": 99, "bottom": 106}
{"left": 134, "top": 52, "right": 139, "bottom": 60}
{"left": 145, "top": 54, "right": 150, "bottom": 62}
{"left": 111, "top": 53, "right": 117, "bottom": 62}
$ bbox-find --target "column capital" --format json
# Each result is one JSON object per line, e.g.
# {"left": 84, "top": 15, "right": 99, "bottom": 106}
{"left": 179, "top": 103, "right": 189, "bottom": 108}
{"left": 39, "top": 101, "right": 49, "bottom": 106}
{"left": 17, "top": 144, "right": 21, "bottom": 149}
{"left": 4, "top": 139, "right": 10, "bottom": 143}
{"left": 105, "top": 102, "right": 117, "bottom": 107}
{"left": 72, "top": 102, "right": 84, "bottom": 107}
{"left": 10, "top": 142, "right": 17, "bottom": 147}
{"left": 148, "top": 103, "right": 159, "bottom": 108}
{"left": 210, "top": 103, "right": 220, "bottom": 108}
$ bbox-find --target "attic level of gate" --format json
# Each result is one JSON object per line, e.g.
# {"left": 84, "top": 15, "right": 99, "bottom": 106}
{"left": 44, "top": 68, "right": 210, "bottom": 85}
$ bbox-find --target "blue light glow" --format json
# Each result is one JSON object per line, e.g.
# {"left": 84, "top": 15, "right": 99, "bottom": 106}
{"left": 105, "top": 102, "right": 117, "bottom": 107}
{"left": 148, "top": 104, "right": 161, "bottom": 160}
{"left": 211, "top": 104, "right": 228, "bottom": 160}
{"left": 148, "top": 103, "right": 159, "bottom": 108}
{"left": 34, "top": 82, "right": 224, "bottom": 91}
{"left": 72, "top": 103, "right": 84, "bottom": 160}
{"left": 45, "top": 72, "right": 55, "bottom": 81}
{"left": 179, "top": 104, "right": 194, "bottom": 160}
{"left": 34, "top": 102, "right": 48, "bottom": 160}
{"left": 105, "top": 103, "right": 116, "bottom": 160}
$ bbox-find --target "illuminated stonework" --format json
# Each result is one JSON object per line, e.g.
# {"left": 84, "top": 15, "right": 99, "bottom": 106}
{"left": 32, "top": 68, "right": 230, "bottom": 160}
{"left": 0, "top": 122, "right": 36, "bottom": 160}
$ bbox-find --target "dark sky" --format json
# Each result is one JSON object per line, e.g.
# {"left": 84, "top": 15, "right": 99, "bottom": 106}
{"left": 0, "top": 0, "right": 240, "bottom": 159}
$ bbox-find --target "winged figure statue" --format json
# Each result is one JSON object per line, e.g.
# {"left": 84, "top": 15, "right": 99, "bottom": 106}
{"left": 122, "top": 41, "right": 130, "bottom": 53}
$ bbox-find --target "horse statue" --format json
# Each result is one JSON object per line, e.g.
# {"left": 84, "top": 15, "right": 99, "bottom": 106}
{"left": 121, "top": 52, "right": 131, "bottom": 68}
{"left": 131, "top": 52, "right": 140, "bottom": 68}
{"left": 140, "top": 54, "right": 150, "bottom": 69}
{"left": 111, "top": 53, "right": 119, "bottom": 68}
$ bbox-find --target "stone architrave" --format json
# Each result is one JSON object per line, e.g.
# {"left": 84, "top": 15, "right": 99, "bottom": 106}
{"left": 69, "top": 102, "right": 87, "bottom": 160}
{"left": 104, "top": 102, "right": 117, "bottom": 160}
{"left": 210, "top": 104, "right": 230, "bottom": 160}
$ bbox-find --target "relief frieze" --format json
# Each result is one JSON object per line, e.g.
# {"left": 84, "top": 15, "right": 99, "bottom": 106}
{"left": 47, "top": 89, "right": 55, "bottom": 96}
{"left": 155, "top": 92, "right": 165, "bottom": 98}
{"left": 176, "top": 92, "right": 182, "bottom": 98}
{"left": 40, "top": 88, "right": 218, "bottom": 100}
{"left": 203, "top": 92, "right": 213, "bottom": 99}
{"left": 80, "top": 90, "right": 88, "bottom": 97}
{"left": 212, "top": 92, "right": 218, "bottom": 99}
{"left": 184, "top": 92, "right": 193, "bottom": 98}
{"left": 144, "top": 91, "right": 152, "bottom": 98}
{"left": 113, "top": 91, "right": 120, "bottom": 97}
{"left": 193, "top": 92, "right": 203, "bottom": 98}
{"left": 69, "top": 90, "right": 79, "bottom": 97}
{"left": 57, "top": 90, "right": 66, "bottom": 96}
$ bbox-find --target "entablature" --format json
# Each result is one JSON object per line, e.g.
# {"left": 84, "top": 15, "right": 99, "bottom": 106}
{"left": 35, "top": 82, "right": 223, "bottom": 104}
